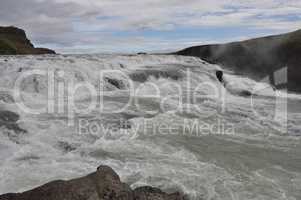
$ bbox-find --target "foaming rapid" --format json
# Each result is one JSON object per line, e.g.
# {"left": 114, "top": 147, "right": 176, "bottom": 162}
{"left": 0, "top": 54, "right": 300, "bottom": 200}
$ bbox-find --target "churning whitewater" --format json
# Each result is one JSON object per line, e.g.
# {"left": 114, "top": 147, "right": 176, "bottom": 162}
{"left": 0, "top": 54, "right": 300, "bottom": 200}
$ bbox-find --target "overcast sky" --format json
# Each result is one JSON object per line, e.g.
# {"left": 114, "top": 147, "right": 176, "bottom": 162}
{"left": 1, "top": 0, "right": 301, "bottom": 54}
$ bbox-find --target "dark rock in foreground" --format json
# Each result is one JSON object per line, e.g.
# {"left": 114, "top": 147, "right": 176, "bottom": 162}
{"left": 0, "top": 26, "right": 55, "bottom": 55}
{"left": 0, "top": 110, "right": 26, "bottom": 134}
{"left": 175, "top": 29, "right": 301, "bottom": 93}
{"left": 0, "top": 166, "right": 184, "bottom": 200}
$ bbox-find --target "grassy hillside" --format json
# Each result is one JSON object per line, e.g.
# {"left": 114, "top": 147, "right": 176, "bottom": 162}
{"left": 175, "top": 30, "right": 301, "bottom": 92}
{"left": 0, "top": 26, "right": 55, "bottom": 55}
{"left": 0, "top": 39, "right": 17, "bottom": 54}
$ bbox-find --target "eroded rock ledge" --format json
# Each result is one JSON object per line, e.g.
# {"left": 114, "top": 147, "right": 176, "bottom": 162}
{"left": 0, "top": 166, "right": 184, "bottom": 200}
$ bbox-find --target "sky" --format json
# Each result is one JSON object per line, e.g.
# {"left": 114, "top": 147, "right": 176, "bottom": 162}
{"left": 1, "top": 0, "right": 301, "bottom": 54}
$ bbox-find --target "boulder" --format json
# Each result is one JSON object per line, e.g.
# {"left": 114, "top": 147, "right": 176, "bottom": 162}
{"left": 0, "top": 110, "right": 26, "bottom": 133}
{"left": 215, "top": 70, "right": 223, "bottom": 83}
{"left": 0, "top": 166, "right": 184, "bottom": 200}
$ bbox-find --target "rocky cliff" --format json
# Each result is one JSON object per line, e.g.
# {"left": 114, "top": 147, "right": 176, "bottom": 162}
{"left": 175, "top": 29, "right": 301, "bottom": 92}
{"left": 0, "top": 26, "right": 55, "bottom": 55}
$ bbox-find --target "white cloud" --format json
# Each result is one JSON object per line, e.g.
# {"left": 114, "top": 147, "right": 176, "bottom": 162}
{"left": 0, "top": 0, "right": 300, "bottom": 52}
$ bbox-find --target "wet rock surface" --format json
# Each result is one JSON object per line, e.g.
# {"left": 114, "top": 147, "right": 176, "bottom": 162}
{"left": 105, "top": 77, "right": 126, "bottom": 90}
{"left": 0, "top": 166, "right": 184, "bottom": 200}
{"left": 0, "top": 110, "right": 26, "bottom": 134}
{"left": 215, "top": 70, "right": 223, "bottom": 83}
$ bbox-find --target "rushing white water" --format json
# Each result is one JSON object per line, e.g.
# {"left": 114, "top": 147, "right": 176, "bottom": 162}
{"left": 0, "top": 54, "right": 300, "bottom": 200}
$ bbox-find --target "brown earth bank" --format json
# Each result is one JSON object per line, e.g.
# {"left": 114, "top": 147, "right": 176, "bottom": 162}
{"left": 0, "top": 165, "right": 184, "bottom": 200}
{"left": 175, "top": 29, "right": 301, "bottom": 93}
{"left": 0, "top": 26, "right": 55, "bottom": 55}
